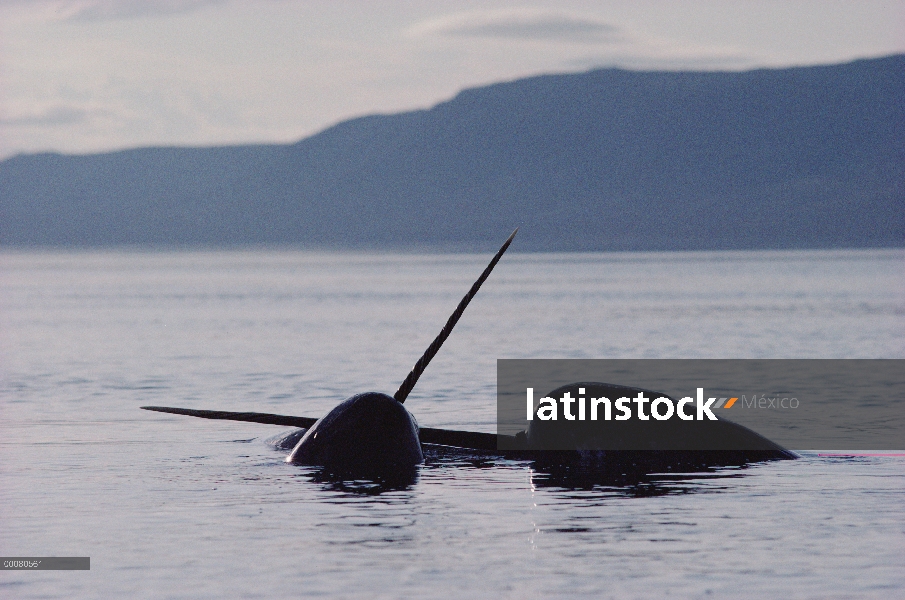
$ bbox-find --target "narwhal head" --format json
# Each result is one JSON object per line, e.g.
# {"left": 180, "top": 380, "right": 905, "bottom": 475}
{"left": 287, "top": 392, "right": 422, "bottom": 472}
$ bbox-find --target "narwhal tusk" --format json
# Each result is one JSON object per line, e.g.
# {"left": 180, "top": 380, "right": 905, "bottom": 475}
{"left": 141, "top": 406, "right": 513, "bottom": 450}
{"left": 141, "top": 406, "right": 318, "bottom": 428}
{"left": 393, "top": 227, "right": 518, "bottom": 404}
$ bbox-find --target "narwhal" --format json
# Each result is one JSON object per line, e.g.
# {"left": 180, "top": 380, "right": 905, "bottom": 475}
{"left": 143, "top": 229, "right": 518, "bottom": 474}
{"left": 143, "top": 228, "right": 796, "bottom": 477}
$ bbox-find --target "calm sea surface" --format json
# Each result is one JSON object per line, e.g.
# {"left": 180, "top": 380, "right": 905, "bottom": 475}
{"left": 1, "top": 248, "right": 903, "bottom": 598}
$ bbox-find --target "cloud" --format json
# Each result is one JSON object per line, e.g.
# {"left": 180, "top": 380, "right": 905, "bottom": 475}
{"left": 0, "top": 105, "right": 91, "bottom": 126}
{"left": 47, "top": 0, "right": 228, "bottom": 22}
{"left": 410, "top": 9, "right": 621, "bottom": 43}
{"left": 407, "top": 8, "right": 753, "bottom": 73}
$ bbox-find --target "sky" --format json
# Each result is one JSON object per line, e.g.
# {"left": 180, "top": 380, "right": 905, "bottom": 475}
{"left": 1, "top": 0, "right": 903, "bottom": 160}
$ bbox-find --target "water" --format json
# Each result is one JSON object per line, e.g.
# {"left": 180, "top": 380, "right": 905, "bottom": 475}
{"left": 1, "top": 248, "right": 903, "bottom": 598}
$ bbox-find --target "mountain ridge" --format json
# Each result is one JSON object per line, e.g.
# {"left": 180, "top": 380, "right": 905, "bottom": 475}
{"left": 2, "top": 55, "right": 902, "bottom": 251}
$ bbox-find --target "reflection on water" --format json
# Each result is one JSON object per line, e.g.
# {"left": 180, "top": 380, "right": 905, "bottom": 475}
{"left": 289, "top": 442, "right": 763, "bottom": 500}
{"left": 427, "top": 448, "right": 759, "bottom": 498}
{"left": 529, "top": 466, "right": 746, "bottom": 498}
{"left": 303, "top": 466, "right": 421, "bottom": 494}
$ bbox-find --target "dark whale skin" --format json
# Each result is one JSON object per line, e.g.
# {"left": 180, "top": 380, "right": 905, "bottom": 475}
{"left": 287, "top": 392, "right": 423, "bottom": 472}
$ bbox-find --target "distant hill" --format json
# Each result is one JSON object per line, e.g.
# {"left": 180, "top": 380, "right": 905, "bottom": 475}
{"left": 1, "top": 55, "right": 903, "bottom": 251}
